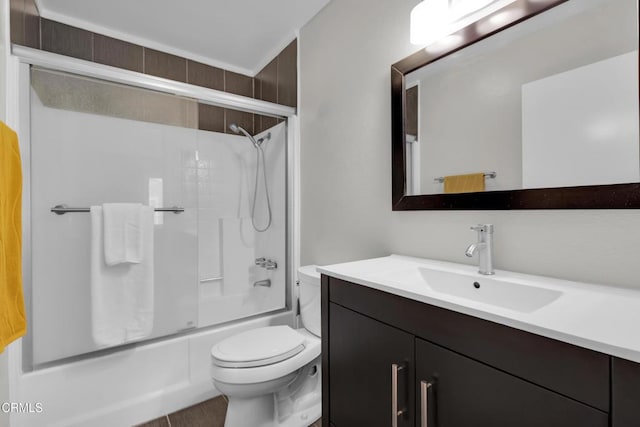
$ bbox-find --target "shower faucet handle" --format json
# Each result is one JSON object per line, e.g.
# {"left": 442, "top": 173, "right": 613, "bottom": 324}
{"left": 255, "top": 258, "right": 277, "bottom": 270}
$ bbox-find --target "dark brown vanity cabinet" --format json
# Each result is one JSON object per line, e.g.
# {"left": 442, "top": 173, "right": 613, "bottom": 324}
{"left": 329, "top": 303, "right": 414, "bottom": 427}
{"left": 322, "top": 275, "right": 640, "bottom": 427}
{"left": 415, "top": 339, "right": 606, "bottom": 427}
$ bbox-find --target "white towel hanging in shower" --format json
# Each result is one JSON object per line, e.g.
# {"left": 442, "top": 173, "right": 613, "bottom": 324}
{"left": 90, "top": 205, "right": 155, "bottom": 347}
{"left": 103, "top": 203, "right": 145, "bottom": 265}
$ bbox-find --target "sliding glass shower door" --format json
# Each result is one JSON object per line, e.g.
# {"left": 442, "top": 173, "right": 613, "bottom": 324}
{"left": 29, "top": 69, "right": 200, "bottom": 365}
{"left": 27, "top": 68, "right": 287, "bottom": 367}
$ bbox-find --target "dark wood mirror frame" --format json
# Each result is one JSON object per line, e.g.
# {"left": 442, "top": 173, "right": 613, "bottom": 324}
{"left": 391, "top": 0, "right": 640, "bottom": 210}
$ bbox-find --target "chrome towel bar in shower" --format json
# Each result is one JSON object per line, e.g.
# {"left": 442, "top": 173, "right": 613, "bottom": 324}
{"left": 50, "top": 204, "right": 185, "bottom": 215}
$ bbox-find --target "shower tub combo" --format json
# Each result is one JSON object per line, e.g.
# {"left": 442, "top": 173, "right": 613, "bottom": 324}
{"left": 6, "top": 54, "right": 298, "bottom": 427}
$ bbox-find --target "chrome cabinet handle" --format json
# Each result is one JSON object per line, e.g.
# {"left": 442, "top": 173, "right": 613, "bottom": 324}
{"left": 391, "top": 363, "right": 406, "bottom": 427}
{"left": 421, "top": 380, "right": 433, "bottom": 427}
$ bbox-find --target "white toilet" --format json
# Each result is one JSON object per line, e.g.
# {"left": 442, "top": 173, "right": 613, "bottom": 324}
{"left": 211, "top": 265, "right": 322, "bottom": 427}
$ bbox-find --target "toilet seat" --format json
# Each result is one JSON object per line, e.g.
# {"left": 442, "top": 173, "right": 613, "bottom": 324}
{"left": 212, "top": 326, "right": 305, "bottom": 368}
{"left": 211, "top": 328, "right": 321, "bottom": 386}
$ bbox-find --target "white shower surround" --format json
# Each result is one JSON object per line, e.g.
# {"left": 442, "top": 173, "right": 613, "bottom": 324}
{"left": 5, "top": 46, "right": 300, "bottom": 427}
{"left": 197, "top": 123, "right": 288, "bottom": 328}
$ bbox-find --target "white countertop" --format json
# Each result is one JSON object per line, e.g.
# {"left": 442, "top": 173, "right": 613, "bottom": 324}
{"left": 318, "top": 255, "right": 640, "bottom": 363}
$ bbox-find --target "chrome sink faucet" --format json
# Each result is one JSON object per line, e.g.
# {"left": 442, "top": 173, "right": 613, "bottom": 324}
{"left": 465, "top": 224, "right": 494, "bottom": 275}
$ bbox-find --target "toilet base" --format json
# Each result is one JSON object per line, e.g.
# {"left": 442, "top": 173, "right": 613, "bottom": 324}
{"left": 222, "top": 356, "right": 322, "bottom": 427}
{"left": 224, "top": 397, "right": 321, "bottom": 427}
{"left": 225, "top": 395, "right": 274, "bottom": 427}
{"left": 276, "top": 400, "right": 321, "bottom": 427}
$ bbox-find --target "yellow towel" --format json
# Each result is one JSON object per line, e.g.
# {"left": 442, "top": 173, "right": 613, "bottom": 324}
{"left": 0, "top": 121, "right": 26, "bottom": 352}
{"left": 443, "top": 173, "right": 486, "bottom": 194}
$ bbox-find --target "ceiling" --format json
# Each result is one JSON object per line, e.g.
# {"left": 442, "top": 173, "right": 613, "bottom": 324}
{"left": 36, "top": 0, "right": 330, "bottom": 76}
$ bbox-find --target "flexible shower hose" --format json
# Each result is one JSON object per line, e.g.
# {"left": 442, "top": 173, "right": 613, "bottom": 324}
{"left": 252, "top": 144, "right": 272, "bottom": 232}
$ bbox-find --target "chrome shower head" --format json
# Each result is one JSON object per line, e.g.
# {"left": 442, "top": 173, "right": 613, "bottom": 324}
{"left": 229, "top": 123, "right": 259, "bottom": 148}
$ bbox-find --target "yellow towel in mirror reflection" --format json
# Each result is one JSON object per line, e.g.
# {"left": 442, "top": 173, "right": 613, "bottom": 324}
{"left": 444, "top": 173, "right": 485, "bottom": 194}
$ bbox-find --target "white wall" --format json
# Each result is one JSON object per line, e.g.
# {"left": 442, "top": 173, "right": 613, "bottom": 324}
{"left": 522, "top": 51, "right": 639, "bottom": 188}
{"left": 299, "top": 0, "right": 412, "bottom": 265}
{"left": 299, "top": 0, "right": 640, "bottom": 289}
{"left": 1, "top": 0, "right": 11, "bottom": 424}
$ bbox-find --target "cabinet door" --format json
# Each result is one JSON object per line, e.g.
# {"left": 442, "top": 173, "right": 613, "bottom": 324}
{"left": 415, "top": 338, "right": 608, "bottom": 427}
{"left": 612, "top": 357, "right": 640, "bottom": 426}
{"left": 329, "top": 303, "right": 414, "bottom": 427}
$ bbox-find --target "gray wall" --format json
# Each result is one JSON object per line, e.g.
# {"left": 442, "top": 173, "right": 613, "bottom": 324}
{"left": 299, "top": 0, "right": 640, "bottom": 289}
{"left": 1, "top": 0, "right": 11, "bottom": 424}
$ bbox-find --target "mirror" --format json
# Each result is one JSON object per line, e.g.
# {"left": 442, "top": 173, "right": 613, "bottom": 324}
{"left": 392, "top": 0, "right": 640, "bottom": 210}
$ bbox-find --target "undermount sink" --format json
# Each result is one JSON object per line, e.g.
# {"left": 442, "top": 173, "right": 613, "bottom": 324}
{"left": 418, "top": 267, "right": 563, "bottom": 313}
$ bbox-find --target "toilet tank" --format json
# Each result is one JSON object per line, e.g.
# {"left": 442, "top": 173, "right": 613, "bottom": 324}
{"left": 298, "top": 265, "right": 321, "bottom": 337}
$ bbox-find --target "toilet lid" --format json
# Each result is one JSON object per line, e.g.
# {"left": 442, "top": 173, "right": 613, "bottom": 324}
{"left": 211, "top": 326, "right": 305, "bottom": 368}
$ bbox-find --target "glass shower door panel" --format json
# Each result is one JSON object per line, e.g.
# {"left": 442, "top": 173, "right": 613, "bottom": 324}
{"left": 197, "top": 123, "right": 287, "bottom": 327}
{"left": 29, "top": 70, "right": 199, "bottom": 365}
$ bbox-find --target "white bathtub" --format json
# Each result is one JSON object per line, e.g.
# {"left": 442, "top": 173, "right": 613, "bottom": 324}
{"left": 8, "top": 311, "right": 294, "bottom": 427}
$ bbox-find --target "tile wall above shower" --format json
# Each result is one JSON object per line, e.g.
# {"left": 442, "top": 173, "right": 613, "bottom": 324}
{"left": 9, "top": 0, "right": 297, "bottom": 134}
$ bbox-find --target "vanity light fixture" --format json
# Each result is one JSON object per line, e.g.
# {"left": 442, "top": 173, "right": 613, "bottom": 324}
{"left": 410, "top": 0, "right": 518, "bottom": 45}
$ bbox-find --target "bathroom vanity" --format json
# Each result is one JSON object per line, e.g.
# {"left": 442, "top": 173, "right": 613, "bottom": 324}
{"left": 318, "top": 256, "right": 640, "bottom": 427}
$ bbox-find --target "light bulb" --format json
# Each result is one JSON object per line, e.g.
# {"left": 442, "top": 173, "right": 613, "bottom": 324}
{"left": 410, "top": 0, "right": 451, "bottom": 45}
{"left": 410, "top": 0, "right": 518, "bottom": 46}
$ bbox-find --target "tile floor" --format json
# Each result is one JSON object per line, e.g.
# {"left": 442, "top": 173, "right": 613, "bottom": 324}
{"left": 135, "top": 395, "right": 321, "bottom": 427}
